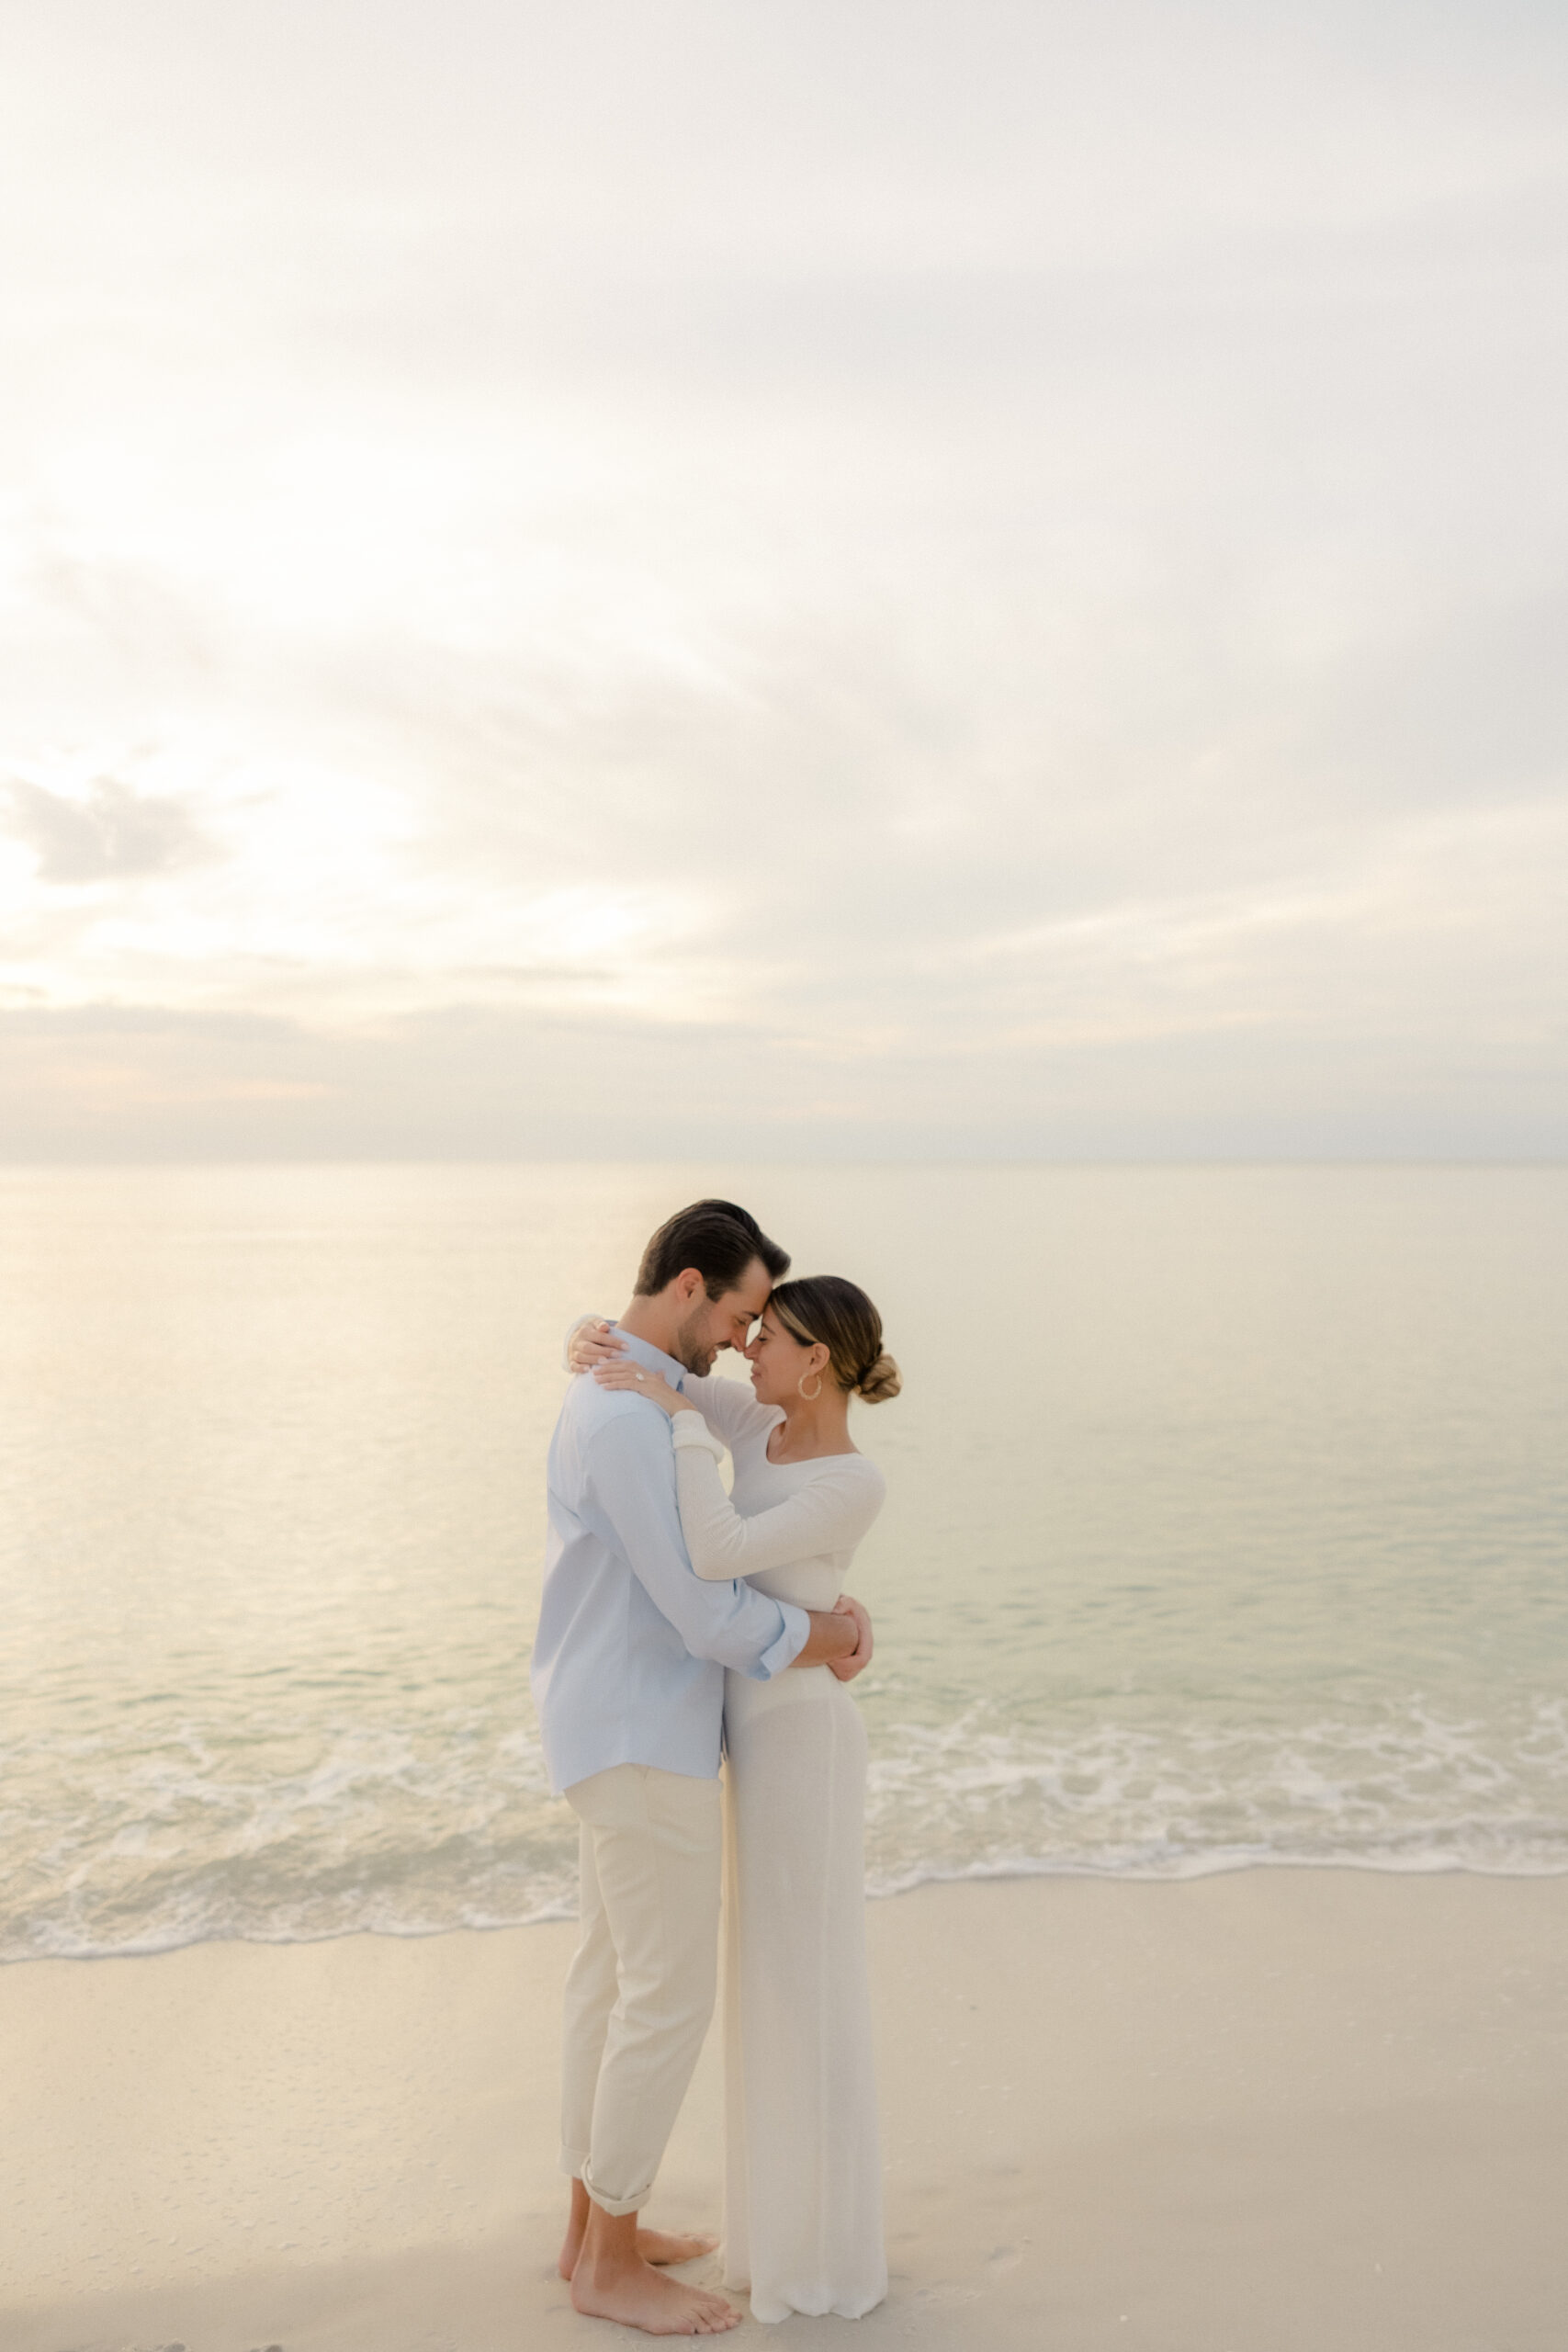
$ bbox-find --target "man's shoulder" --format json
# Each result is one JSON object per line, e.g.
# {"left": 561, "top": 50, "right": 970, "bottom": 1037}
{"left": 560, "top": 1375, "right": 670, "bottom": 1449}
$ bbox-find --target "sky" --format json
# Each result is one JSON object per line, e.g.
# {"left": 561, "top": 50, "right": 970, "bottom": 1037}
{"left": 1, "top": 0, "right": 1565, "bottom": 1159}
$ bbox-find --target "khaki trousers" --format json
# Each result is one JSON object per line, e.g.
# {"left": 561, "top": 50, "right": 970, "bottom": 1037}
{"left": 560, "top": 1763, "right": 722, "bottom": 2218}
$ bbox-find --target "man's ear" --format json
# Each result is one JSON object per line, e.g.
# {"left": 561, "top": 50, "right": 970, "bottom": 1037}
{"left": 674, "top": 1266, "right": 705, "bottom": 1306}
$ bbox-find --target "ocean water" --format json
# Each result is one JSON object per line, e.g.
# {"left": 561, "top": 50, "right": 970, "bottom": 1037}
{"left": 2, "top": 1162, "right": 1565, "bottom": 1962}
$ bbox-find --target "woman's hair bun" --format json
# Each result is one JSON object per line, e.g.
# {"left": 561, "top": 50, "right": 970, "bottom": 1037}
{"left": 855, "top": 1351, "right": 902, "bottom": 1404}
{"left": 769, "top": 1274, "right": 902, "bottom": 1406}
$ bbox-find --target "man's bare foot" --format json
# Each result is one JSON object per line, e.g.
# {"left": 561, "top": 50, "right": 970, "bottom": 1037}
{"left": 570, "top": 2253, "right": 739, "bottom": 2335}
{"left": 557, "top": 2222, "right": 717, "bottom": 2282}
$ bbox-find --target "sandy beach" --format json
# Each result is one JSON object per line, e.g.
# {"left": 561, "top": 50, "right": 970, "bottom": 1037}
{"left": 4, "top": 1870, "right": 1565, "bottom": 2352}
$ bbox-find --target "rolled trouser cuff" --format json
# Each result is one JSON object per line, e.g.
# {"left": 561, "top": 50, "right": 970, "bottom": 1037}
{"left": 559, "top": 2149, "right": 588, "bottom": 2180}
{"left": 581, "top": 2160, "right": 654, "bottom": 2218}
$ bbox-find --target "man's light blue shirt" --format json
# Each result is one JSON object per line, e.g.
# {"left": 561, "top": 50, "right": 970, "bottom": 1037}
{"left": 531, "top": 1330, "right": 810, "bottom": 1795}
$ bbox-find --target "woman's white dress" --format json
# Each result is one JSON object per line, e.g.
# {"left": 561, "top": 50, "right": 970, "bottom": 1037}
{"left": 673, "top": 1372, "right": 887, "bottom": 2325}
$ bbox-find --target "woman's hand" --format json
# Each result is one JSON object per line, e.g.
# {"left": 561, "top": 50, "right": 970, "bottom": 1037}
{"left": 592, "top": 1360, "right": 686, "bottom": 1418}
{"left": 568, "top": 1317, "right": 626, "bottom": 1375}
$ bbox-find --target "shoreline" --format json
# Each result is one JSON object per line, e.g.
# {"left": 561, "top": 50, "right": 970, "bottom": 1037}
{"left": 5, "top": 1869, "right": 1566, "bottom": 2349}
{"left": 13, "top": 1847, "right": 1568, "bottom": 1971}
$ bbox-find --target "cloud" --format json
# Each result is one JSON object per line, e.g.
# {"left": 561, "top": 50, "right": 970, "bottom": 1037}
{"left": 2, "top": 776, "right": 217, "bottom": 885}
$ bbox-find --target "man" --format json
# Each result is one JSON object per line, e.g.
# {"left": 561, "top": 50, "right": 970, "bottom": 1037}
{"left": 532, "top": 1199, "right": 873, "bottom": 2336}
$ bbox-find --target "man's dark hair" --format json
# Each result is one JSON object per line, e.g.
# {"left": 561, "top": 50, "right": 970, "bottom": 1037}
{"left": 634, "top": 1199, "right": 790, "bottom": 1300}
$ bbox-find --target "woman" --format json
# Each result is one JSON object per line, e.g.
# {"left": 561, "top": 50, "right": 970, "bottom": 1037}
{"left": 568, "top": 1275, "right": 900, "bottom": 2324}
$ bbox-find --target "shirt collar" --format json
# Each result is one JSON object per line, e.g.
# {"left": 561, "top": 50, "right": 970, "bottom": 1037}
{"left": 610, "top": 1327, "right": 687, "bottom": 1392}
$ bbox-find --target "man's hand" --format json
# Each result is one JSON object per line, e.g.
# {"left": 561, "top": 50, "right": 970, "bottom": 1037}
{"left": 794, "top": 1605, "right": 858, "bottom": 1670}
{"left": 827, "top": 1593, "right": 873, "bottom": 1683}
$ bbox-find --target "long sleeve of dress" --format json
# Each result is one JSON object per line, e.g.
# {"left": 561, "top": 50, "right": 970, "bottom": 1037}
{"left": 671, "top": 1412, "right": 885, "bottom": 1579}
{"left": 674, "top": 1369, "right": 779, "bottom": 1449}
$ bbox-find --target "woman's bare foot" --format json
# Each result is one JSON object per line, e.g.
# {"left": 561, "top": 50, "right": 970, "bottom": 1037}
{"left": 557, "top": 2222, "right": 717, "bottom": 2281}
{"left": 570, "top": 2252, "right": 739, "bottom": 2335}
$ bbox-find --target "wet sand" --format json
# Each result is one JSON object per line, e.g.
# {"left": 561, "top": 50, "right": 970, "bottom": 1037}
{"left": 4, "top": 1871, "right": 1566, "bottom": 2349}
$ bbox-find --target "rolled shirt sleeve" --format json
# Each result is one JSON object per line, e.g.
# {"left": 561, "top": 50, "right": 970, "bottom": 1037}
{"left": 589, "top": 1407, "right": 808, "bottom": 1677}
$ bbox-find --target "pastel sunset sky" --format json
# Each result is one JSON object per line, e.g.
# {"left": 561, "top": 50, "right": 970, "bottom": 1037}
{"left": 3, "top": 0, "right": 1564, "bottom": 1156}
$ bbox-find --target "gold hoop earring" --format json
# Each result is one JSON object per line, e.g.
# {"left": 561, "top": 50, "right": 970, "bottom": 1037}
{"left": 797, "top": 1371, "right": 823, "bottom": 1401}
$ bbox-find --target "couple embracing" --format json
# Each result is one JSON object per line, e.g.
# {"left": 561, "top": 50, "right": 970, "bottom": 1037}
{"left": 531, "top": 1198, "right": 900, "bottom": 2335}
